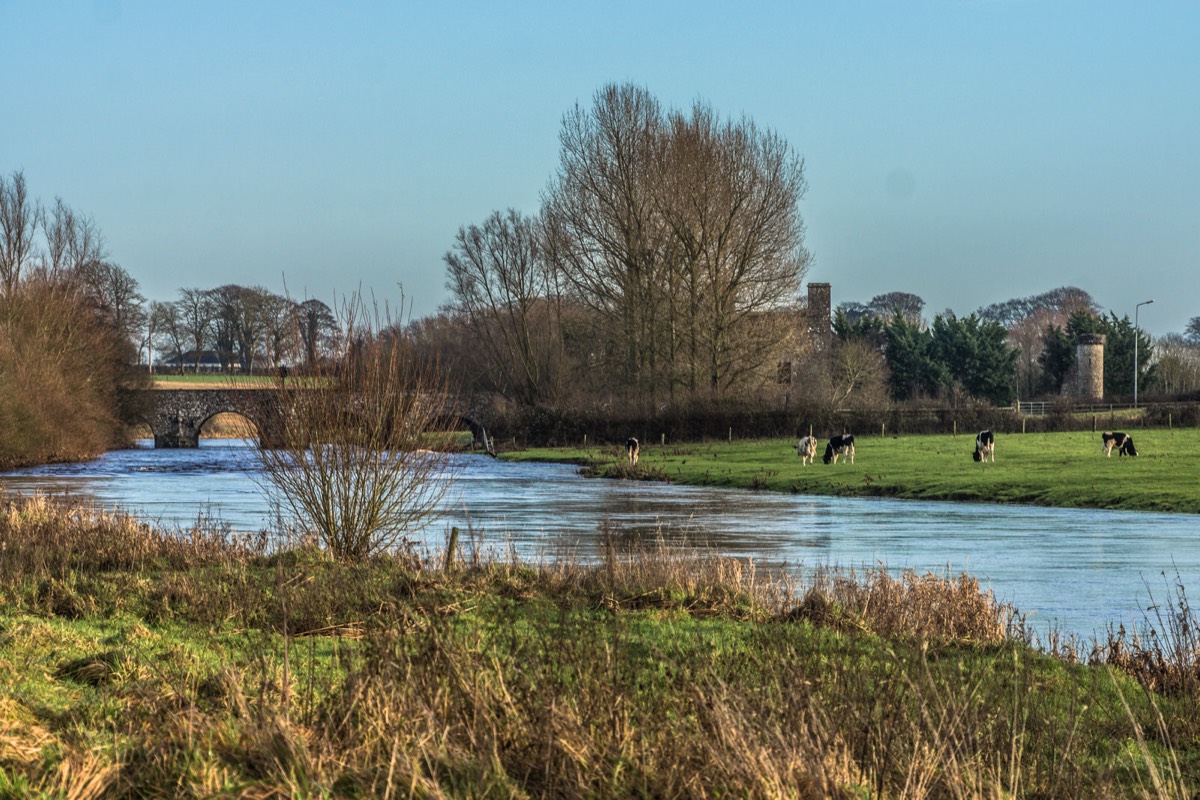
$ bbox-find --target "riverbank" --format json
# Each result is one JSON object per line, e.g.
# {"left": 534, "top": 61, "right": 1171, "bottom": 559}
{"left": 0, "top": 495, "right": 1197, "bottom": 796}
{"left": 502, "top": 428, "right": 1200, "bottom": 514}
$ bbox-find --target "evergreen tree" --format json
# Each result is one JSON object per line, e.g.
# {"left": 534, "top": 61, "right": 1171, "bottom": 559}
{"left": 1038, "top": 324, "right": 1075, "bottom": 394}
{"left": 930, "top": 314, "right": 1018, "bottom": 405}
{"left": 883, "top": 315, "right": 943, "bottom": 401}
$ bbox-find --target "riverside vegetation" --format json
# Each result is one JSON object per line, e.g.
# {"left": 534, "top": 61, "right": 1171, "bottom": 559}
{"left": 2, "top": 496, "right": 1200, "bottom": 797}
{"left": 504, "top": 427, "right": 1200, "bottom": 514}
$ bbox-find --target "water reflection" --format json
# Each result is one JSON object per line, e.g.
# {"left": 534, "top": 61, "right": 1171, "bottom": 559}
{"left": 3, "top": 438, "right": 1198, "bottom": 638}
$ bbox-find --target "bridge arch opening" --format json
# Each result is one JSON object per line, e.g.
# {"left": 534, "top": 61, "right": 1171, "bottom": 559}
{"left": 437, "top": 415, "right": 491, "bottom": 453}
{"left": 198, "top": 411, "right": 260, "bottom": 440}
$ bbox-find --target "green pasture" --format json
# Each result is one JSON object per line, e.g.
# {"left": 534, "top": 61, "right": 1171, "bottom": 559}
{"left": 504, "top": 427, "right": 1200, "bottom": 513}
{"left": 150, "top": 373, "right": 278, "bottom": 388}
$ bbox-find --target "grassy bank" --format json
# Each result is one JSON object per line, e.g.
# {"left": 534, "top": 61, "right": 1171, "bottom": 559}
{"left": 1, "top": 496, "right": 1199, "bottom": 796}
{"left": 503, "top": 428, "right": 1200, "bottom": 513}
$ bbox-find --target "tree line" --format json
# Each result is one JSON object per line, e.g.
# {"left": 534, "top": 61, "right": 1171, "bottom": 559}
{"left": 422, "top": 86, "right": 1200, "bottom": 415}
{"left": 13, "top": 68, "right": 1200, "bottom": 449}
{"left": 147, "top": 288, "right": 339, "bottom": 374}
{"left": 826, "top": 286, "right": 1190, "bottom": 408}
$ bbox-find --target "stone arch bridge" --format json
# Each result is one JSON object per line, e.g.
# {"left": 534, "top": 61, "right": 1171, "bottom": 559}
{"left": 136, "top": 388, "right": 490, "bottom": 450}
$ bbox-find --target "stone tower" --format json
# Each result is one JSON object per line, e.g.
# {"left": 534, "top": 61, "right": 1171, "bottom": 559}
{"left": 806, "top": 282, "right": 832, "bottom": 356}
{"left": 1064, "top": 333, "right": 1105, "bottom": 401}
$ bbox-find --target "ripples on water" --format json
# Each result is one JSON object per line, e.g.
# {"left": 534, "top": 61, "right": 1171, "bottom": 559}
{"left": 3, "top": 438, "right": 1198, "bottom": 638}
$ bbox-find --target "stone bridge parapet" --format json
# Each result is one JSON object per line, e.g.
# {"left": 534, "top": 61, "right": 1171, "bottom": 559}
{"left": 140, "top": 389, "right": 275, "bottom": 448}
{"left": 136, "top": 388, "right": 491, "bottom": 450}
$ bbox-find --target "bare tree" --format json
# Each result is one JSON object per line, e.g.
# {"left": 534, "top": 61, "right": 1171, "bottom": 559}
{"left": 867, "top": 292, "right": 926, "bottom": 327}
{"left": 445, "top": 208, "right": 563, "bottom": 404}
{"left": 251, "top": 298, "right": 456, "bottom": 561}
{"left": 543, "top": 83, "right": 670, "bottom": 405}
{"left": 41, "top": 197, "right": 75, "bottom": 276}
{"left": 178, "top": 288, "right": 216, "bottom": 371}
{"left": 978, "top": 286, "right": 1098, "bottom": 327}
{"left": 150, "top": 301, "right": 187, "bottom": 370}
{"left": 1151, "top": 333, "right": 1200, "bottom": 395}
{"left": 207, "top": 284, "right": 274, "bottom": 372}
{"left": 258, "top": 293, "right": 298, "bottom": 370}
{"left": 655, "top": 101, "right": 810, "bottom": 399}
{"left": 75, "top": 260, "right": 146, "bottom": 346}
{"left": 1184, "top": 317, "right": 1200, "bottom": 347}
{"left": 830, "top": 338, "right": 890, "bottom": 407}
{"left": 296, "top": 298, "right": 339, "bottom": 371}
{"left": 0, "top": 171, "right": 37, "bottom": 297}
{"left": 65, "top": 212, "right": 106, "bottom": 274}
{"left": 542, "top": 84, "right": 810, "bottom": 405}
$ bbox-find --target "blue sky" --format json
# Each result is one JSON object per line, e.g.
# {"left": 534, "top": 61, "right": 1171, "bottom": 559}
{"left": 2, "top": 1, "right": 1196, "bottom": 335}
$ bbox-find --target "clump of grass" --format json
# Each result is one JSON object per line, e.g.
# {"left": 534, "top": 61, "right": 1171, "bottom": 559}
{"left": 786, "top": 566, "right": 1018, "bottom": 645}
{"left": 1092, "top": 574, "right": 1200, "bottom": 698}
{"left": 0, "top": 495, "right": 259, "bottom": 581}
{"left": 584, "top": 460, "right": 674, "bottom": 483}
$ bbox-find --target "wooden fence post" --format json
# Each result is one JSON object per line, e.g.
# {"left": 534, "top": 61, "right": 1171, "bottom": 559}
{"left": 444, "top": 526, "right": 460, "bottom": 573}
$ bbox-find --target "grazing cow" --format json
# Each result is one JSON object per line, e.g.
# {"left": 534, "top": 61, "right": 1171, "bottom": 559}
{"left": 625, "top": 437, "right": 640, "bottom": 466}
{"left": 972, "top": 430, "right": 995, "bottom": 463}
{"left": 823, "top": 434, "right": 856, "bottom": 465}
{"left": 796, "top": 435, "right": 818, "bottom": 466}
{"left": 1101, "top": 431, "right": 1138, "bottom": 457}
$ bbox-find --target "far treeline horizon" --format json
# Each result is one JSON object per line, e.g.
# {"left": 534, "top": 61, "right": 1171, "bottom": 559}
{"left": 2, "top": 86, "right": 1199, "bottom": 462}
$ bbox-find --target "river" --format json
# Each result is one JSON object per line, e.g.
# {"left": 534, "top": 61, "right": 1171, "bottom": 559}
{"left": 3, "top": 438, "right": 1198, "bottom": 640}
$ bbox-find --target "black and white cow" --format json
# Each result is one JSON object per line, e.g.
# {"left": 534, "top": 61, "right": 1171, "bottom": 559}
{"left": 972, "top": 430, "right": 995, "bottom": 463}
{"left": 823, "top": 434, "right": 855, "bottom": 465}
{"left": 796, "top": 435, "right": 818, "bottom": 465}
{"left": 1101, "top": 431, "right": 1137, "bottom": 457}
{"left": 625, "top": 437, "right": 640, "bottom": 465}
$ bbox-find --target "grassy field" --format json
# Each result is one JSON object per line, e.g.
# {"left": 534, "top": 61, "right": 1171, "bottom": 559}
{"left": 148, "top": 373, "right": 278, "bottom": 389}
{"left": 503, "top": 427, "right": 1200, "bottom": 514}
{"left": 2, "top": 496, "right": 1199, "bottom": 796}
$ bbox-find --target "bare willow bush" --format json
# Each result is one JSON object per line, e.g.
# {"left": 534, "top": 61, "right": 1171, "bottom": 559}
{"left": 251, "top": 301, "right": 456, "bottom": 561}
{"left": 0, "top": 271, "right": 140, "bottom": 467}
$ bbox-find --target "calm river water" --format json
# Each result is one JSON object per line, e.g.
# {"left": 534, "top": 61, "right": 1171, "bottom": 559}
{"left": 3, "top": 439, "right": 1198, "bottom": 639}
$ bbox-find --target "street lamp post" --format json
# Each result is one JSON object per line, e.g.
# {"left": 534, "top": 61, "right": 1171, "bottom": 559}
{"left": 1134, "top": 299, "right": 1154, "bottom": 408}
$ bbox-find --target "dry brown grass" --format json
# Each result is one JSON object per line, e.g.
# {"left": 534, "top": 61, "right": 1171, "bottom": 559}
{"left": 1091, "top": 575, "right": 1200, "bottom": 698}
{"left": 787, "top": 566, "right": 1017, "bottom": 645}
{"left": 0, "top": 495, "right": 262, "bottom": 603}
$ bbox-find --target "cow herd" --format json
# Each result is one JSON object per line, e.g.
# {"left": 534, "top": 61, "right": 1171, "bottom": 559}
{"left": 622, "top": 428, "right": 1140, "bottom": 469}
{"left": 790, "top": 428, "right": 1141, "bottom": 465}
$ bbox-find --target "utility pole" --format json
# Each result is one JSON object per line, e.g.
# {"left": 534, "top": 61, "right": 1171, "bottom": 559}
{"left": 1134, "top": 299, "right": 1153, "bottom": 408}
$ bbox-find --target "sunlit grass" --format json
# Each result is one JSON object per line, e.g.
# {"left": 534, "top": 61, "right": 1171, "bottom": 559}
{"left": 149, "top": 373, "right": 278, "bottom": 388}
{"left": 506, "top": 428, "right": 1200, "bottom": 513}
